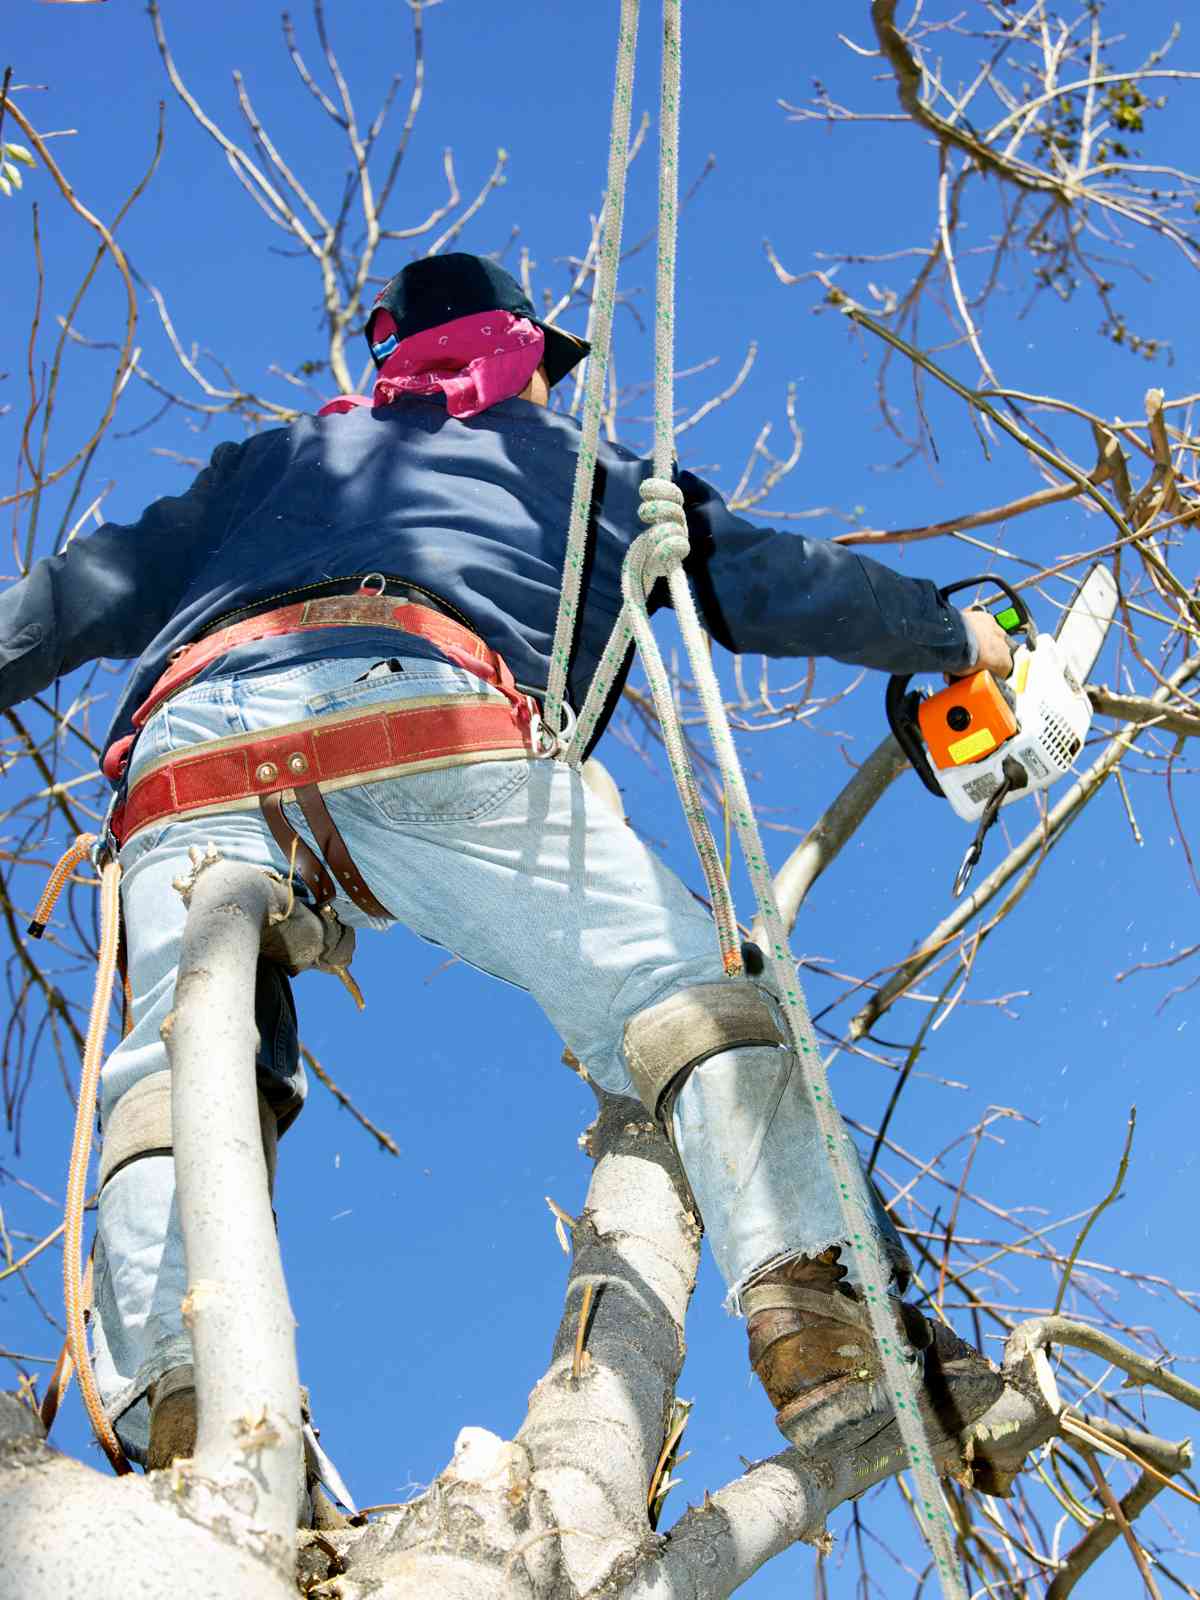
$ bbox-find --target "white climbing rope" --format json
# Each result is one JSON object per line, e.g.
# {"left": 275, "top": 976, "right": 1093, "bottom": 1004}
{"left": 548, "top": 4, "right": 969, "bottom": 1594}
{"left": 541, "top": 0, "right": 640, "bottom": 744}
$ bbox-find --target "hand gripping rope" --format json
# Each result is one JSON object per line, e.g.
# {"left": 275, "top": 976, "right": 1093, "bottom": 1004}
{"left": 541, "top": 4, "right": 967, "bottom": 1592}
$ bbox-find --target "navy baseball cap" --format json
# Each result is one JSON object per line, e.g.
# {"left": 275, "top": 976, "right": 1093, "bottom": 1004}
{"left": 365, "top": 253, "right": 590, "bottom": 389}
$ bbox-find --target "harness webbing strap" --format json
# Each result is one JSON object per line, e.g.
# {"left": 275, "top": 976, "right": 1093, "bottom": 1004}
{"left": 261, "top": 791, "right": 339, "bottom": 908}
{"left": 113, "top": 695, "right": 531, "bottom": 845}
{"left": 543, "top": 4, "right": 967, "bottom": 1591}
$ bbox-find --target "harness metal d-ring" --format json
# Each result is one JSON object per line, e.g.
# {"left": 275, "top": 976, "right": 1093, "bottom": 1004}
{"left": 357, "top": 572, "right": 388, "bottom": 597}
{"left": 530, "top": 698, "right": 577, "bottom": 760}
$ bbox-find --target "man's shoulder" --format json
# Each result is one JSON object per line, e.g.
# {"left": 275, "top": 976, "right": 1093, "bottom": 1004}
{"left": 480, "top": 398, "right": 648, "bottom": 467}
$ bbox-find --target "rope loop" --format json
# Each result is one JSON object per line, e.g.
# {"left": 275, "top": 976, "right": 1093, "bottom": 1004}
{"left": 627, "top": 526, "right": 689, "bottom": 588}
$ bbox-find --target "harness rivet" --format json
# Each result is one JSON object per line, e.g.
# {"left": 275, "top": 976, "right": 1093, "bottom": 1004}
{"left": 288, "top": 752, "right": 309, "bottom": 775}
{"left": 255, "top": 761, "right": 278, "bottom": 784}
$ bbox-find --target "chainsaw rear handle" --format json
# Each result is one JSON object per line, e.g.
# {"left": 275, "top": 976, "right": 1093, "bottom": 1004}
{"left": 885, "top": 576, "right": 1034, "bottom": 799}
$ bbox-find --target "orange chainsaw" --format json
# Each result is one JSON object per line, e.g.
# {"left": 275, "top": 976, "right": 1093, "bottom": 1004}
{"left": 886, "top": 566, "right": 1119, "bottom": 895}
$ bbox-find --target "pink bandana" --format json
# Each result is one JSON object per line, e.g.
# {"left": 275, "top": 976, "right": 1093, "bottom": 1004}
{"left": 319, "top": 310, "right": 545, "bottom": 420}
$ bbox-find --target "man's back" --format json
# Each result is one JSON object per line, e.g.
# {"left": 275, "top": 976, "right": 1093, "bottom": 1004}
{"left": 0, "top": 393, "right": 972, "bottom": 757}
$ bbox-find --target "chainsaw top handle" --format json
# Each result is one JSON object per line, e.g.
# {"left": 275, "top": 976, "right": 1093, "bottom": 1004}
{"left": 935, "top": 574, "right": 1036, "bottom": 646}
{"left": 885, "top": 575, "right": 1034, "bottom": 799}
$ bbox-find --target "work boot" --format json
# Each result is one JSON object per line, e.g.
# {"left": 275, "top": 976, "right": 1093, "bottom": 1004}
{"left": 146, "top": 1364, "right": 197, "bottom": 1470}
{"left": 745, "top": 1248, "right": 1003, "bottom": 1461}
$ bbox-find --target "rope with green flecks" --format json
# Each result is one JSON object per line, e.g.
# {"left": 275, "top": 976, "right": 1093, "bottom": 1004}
{"left": 539, "top": 0, "right": 640, "bottom": 744}
{"left": 547, "top": 5, "right": 968, "bottom": 1591}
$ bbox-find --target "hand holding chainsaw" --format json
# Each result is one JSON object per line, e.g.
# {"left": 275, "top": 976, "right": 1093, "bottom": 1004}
{"left": 957, "top": 607, "right": 1015, "bottom": 680}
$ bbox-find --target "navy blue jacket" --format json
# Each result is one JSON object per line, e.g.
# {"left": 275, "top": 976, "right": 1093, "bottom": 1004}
{"left": 0, "top": 395, "right": 972, "bottom": 766}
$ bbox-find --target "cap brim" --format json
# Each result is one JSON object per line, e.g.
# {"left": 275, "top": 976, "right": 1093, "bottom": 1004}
{"left": 536, "top": 322, "right": 591, "bottom": 389}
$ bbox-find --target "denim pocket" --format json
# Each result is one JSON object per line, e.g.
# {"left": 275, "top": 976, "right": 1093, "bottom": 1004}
{"left": 356, "top": 755, "right": 530, "bottom": 825}
{"left": 304, "top": 659, "right": 486, "bottom": 716}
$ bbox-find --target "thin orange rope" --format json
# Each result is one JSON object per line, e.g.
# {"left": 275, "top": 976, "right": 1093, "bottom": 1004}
{"left": 62, "top": 854, "right": 132, "bottom": 1473}
{"left": 39, "top": 1252, "right": 93, "bottom": 1435}
{"left": 27, "top": 832, "right": 96, "bottom": 938}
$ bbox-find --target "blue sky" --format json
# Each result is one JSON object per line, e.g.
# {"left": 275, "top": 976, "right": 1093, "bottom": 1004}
{"left": 3, "top": 3, "right": 1198, "bottom": 1594}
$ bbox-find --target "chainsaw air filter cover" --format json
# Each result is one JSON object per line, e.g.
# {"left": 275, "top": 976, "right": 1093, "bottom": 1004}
{"left": 918, "top": 672, "right": 1018, "bottom": 772}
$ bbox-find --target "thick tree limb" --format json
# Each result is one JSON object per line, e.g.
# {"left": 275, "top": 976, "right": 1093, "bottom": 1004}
{"left": 328, "top": 1091, "right": 702, "bottom": 1597}
{"left": 0, "top": 1397, "right": 295, "bottom": 1600}
{"left": 1088, "top": 685, "right": 1200, "bottom": 739}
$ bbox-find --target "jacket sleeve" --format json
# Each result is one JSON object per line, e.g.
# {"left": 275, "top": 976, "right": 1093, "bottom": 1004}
{"left": 0, "top": 441, "right": 246, "bottom": 714}
{"left": 677, "top": 470, "right": 976, "bottom": 676}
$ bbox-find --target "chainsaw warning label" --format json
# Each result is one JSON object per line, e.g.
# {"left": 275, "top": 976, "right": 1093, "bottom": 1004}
{"left": 962, "top": 773, "right": 1001, "bottom": 805}
{"left": 1020, "top": 745, "right": 1051, "bottom": 780}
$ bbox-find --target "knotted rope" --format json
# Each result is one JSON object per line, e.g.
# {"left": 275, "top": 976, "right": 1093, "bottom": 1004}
{"left": 545, "top": 4, "right": 967, "bottom": 1592}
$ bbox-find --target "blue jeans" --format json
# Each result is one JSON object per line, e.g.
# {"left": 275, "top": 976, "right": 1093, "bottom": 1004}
{"left": 94, "top": 654, "right": 905, "bottom": 1457}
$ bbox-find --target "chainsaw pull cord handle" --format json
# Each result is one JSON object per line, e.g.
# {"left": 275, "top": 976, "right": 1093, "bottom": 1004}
{"left": 952, "top": 754, "right": 1029, "bottom": 896}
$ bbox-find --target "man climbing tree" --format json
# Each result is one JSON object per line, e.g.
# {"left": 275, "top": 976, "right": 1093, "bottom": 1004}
{"left": 0, "top": 251, "right": 1015, "bottom": 1473}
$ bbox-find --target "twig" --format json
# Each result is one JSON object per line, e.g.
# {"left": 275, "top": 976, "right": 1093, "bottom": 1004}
{"left": 1053, "top": 1107, "right": 1136, "bottom": 1314}
{"left": 0, "top": 1219, "right": 66, "bottom": 1282}
{"left": 299, "top": 1045, "right": 399, "bottom": 1156}
{"left": 1113, "top": 769, "right": 1144, "bottom": 846}
{"left": 1078, "top": 1445, "right": 1163, "bottom": 1599}
{"left": 0, "top": 97, "right": 143, "bottom": 513}
{"left": 647, "top": 1399, "right": 691, "bottom": 1521}
{"left": 1048, "top": 1460, "right": 1175, "bottom": 1598}
{"left": 572, "top": 1282, "right": 595, "bottom": 1382}
{"left": 1064, "top": 1415, "right": 1200, "bottom": 1510}
{"left": 867, "top": 964, "right": 961, "bottom": 1176}
{"left": 545, "top": 1194, "right": 577, "bottom": 1255}
{"left": 831, "top": 475, "right": 1086, "bottom": 547}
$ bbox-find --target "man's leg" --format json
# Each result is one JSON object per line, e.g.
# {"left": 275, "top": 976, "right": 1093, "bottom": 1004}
{"left": 621, "top": 990, "right": 1002, "bottom": 1454}
{"left": 279, "top": 692, "right": 999, "bottom": 1457}
{"left": 93, "top": 667, "right": 334, "bottom": 1462}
